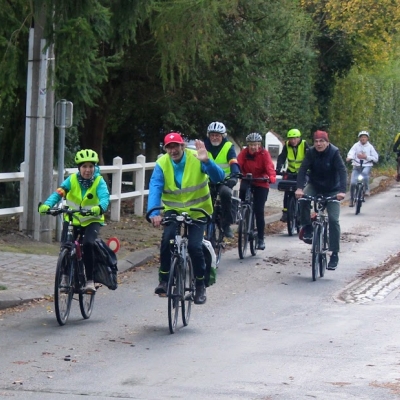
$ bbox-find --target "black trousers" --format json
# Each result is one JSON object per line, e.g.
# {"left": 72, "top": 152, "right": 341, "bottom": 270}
{"left": 62, "top": 222, "right": 101, "bottom": 281}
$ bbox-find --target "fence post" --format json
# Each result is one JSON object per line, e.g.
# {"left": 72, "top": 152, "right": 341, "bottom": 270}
{"left": 110, "top": 156, "right": 122, "bottom": 221}
{"left": 135, "top": 154, "right": 146, "bottom": 216}
{"left": 19, "top": 162, "right": 25, "bottom": 231}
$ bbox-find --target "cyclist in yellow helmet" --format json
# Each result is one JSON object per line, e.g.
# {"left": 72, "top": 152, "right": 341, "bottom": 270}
{"left": 276, "top": 128, "right": 309, "bottom": 222}
{"left": 39, "top": 149, "right": 110, "bottom": 293}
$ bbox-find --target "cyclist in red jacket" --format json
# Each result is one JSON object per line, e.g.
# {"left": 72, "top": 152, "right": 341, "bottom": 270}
{"left": 237, "top": 132, "right": 276, "bottom": 250}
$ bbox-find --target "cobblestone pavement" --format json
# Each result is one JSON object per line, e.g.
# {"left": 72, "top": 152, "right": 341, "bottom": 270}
{"left": 0, "top": 188, "right": 284, "bottom": 310}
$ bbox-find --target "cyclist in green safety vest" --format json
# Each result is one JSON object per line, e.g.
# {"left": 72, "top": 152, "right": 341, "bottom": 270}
{"left": 204, "top": 121, "right": 240, "bottom": 238}
{"left": 276, "top": 128, "right": 309, "bottom": 223}
{"left": 148, "top": 132, "right": 225, "bottom": 305}
{"left": 39, "top": 149, "right": 110, "bottom": 294}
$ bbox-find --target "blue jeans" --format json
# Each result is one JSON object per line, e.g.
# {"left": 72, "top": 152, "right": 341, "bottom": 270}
{"left": 159, "top": 210, "right": 206, "bottom": 283}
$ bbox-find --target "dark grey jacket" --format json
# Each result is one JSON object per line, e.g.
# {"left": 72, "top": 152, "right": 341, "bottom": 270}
{"left": 297, "top": 143, "right": 347, "bottom": 194}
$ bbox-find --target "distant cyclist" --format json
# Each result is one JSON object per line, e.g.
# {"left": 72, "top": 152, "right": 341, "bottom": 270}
{"left": 39, "top": 149, "right": 110, "bottom": 293}
{"left": 393, "top": 132, "right": 400, "bottom": 181}
{"left": 237, "top": 132, "right": 276, "bottom": 250}
{"left": 204, "top": 121, "right": 240, "bottom": 238}
{"left": 346, "top": 130, "right": 379, "bottom": 206}
{"left": 276, "top": 128, "right": 309, "bottom": 222}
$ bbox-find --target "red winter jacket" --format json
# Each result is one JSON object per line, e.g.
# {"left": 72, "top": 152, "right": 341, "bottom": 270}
{"left": 237, "top": 147, "right": 276, "bottom": 188}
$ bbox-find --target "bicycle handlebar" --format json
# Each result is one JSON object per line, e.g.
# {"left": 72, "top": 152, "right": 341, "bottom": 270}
{"left": 238, "top": 172, "right": 270, "bottom": 183}
{"left": 38, "top": 203, "right": 95, "bottom": 217}
{"left": 146, "top": 206, "right": 211, "bottom": 225}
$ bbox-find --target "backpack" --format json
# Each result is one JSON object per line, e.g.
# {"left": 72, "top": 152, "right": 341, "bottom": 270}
{"left": 203, "top": 239, "right": 217, "bottom": 287}
{"left": 93, "top": 238, "right": 118, "bottom": 290}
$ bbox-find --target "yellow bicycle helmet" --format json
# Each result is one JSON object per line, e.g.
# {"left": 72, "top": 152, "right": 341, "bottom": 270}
{"left": 74, "top": 149, "right": 99, "bottom": 164}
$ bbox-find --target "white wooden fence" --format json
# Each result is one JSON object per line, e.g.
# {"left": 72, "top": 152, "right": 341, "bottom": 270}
{"left": 0, "top": 155, "right": 156, "bottom": 221}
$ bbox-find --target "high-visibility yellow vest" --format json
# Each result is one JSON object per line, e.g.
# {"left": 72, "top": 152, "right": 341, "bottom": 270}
{"left": 207, "top": 142, "right": 232, "bottom": 175}
{"left": 286, "top": 140, "right": 307, "bottom": 173}
{"left": 66, "top": 174, "right": 105, "bottom": 226}
{"left": 157, "top": 151, "right": 212, "bottom": 219}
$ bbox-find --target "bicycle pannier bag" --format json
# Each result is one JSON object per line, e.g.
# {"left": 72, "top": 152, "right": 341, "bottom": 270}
{"left": 93, "top": 238, "right": 118, "bottom": 290}
{"left": 203, "top": 239, "right": 217, "bottom": 287}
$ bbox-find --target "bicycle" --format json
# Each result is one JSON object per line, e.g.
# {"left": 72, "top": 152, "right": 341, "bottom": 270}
{"left": 205, "top": 175, "right": 240, "bottom": 266}
{"left": 237, "top": 173, "right": 269, "bottom": 259}
{"left": 350, "top": 159, "right": 366, "bottom": 215}
{"left": 42, "top": 205, "right": 96, "bottom": 326}
{"left": 277, "top": 172, "right": 300, "bottom": 236}
{"left": 146, "top": 206, "right": 210, "bottom": 334}
{"left": 300, "top": 195, "right": 338, "bottom": 281}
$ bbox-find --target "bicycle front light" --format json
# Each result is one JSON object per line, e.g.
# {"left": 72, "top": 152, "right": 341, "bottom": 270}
{"left": 357, "top": 174, "right": 363, "bottom": 181}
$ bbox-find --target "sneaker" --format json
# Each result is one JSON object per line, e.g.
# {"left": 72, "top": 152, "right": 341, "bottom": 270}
{"left": 223, "top": 225, "right": 234, "bottom": 238}
{"left": 83, "top": 280, "right": 96, "bottom": 293}
{"left": 302, "top": 225, "right": 313, "bottom": 244}
{"left": 349, "top": 200, "right": 354, "bottom": 207}
{"left": 257, "top": 239, "right": 265, "bottom": 250}
{"left": 154, "top": 281, "right": 167, "bottom": 295}
{"left": 194, "top": 282, "right": 207, "bottom": 305}
{"left": 327, "top": 252, "right": 339, "bottom": 270}
{"left": 280, "top": 211, "right": 287, "bottom": 223}
{"left": 59, "top": 274, "right": 69, "bottom": 293}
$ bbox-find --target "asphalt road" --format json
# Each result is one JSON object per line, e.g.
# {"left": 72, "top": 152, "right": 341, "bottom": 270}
{"left": 1, "top": 184, "right": 400, "bottom": 399}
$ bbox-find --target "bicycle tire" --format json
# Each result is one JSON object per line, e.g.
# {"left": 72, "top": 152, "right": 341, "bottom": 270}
{"left": 207, "top": 221, "right": 217, "bottom": 251}
{"left": 286, "top": 195, "right": 297, "bottom": 236}
{"left": 54, "top": 249, "right": 74, "bottom": 326}
{"left": 79, "top": 286, "right": 95, "bottom": 319}
{"left": 320, "top": 221, "right": 329, "bottom": 277}
{"left": 249, "top": 211, "right": 258, "bottom": 256}
{"left": 238, "top": 206, "right": 249, "bottom": 259}
{"left": 182, "top": 255, "right": 194, "bottom": 327}
{"left": 311, "top": 225, "right": 320, "bottom": 281}
{"left": 167, "top": 258, "right": 180, "bottom": 334}
{"left": 355, "top": 184, "right": 363, "bottom": 215}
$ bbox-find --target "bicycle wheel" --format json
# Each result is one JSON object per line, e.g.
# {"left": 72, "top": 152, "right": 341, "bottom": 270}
{"left": 355, "top": 184, "right": 363, "bottom": 215}
{"left": 320, "top": 221, "right": 329, "bottom": 277}
{"left": 206, "top": 221, "right": 217, "bottom": 250}
{"left": 79, "top": 271, "right": 95, "bottom": 319}
{"left": 167, "top": 258, "right": 180, "bottom": 334}
{"left": 238, "top": 206, "right": 249, "bottom": 259}
{"left": 295, "top": 200, "right": 301, "bottom": 234}
{"left": 54, "top": 249, "right": 74, "bottom": 326}
{"left": 311, "top": 225, "right": 321, "bottom": 281}
{"left": 286, "top": 195, "right": 297, "bottom": 236}
{"left": 182, "top": 255, "right": 194, "bottom": 327}
{"left": 215, "top": 232, "right": 224, "bottom": 266}
{"left": 249, "top": 211, "right": 258, "bottom": 256}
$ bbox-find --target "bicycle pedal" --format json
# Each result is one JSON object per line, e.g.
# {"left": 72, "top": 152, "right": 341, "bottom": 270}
{"left": 184, "top": 293, "right": 194, "bottom": 301}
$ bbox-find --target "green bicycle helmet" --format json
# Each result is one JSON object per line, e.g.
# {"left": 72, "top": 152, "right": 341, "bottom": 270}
{"left": 287, "top": 129, "right": 301, "bottom": 138}
{"left": 75, "top": 149, "right": 99, "bottom": 165}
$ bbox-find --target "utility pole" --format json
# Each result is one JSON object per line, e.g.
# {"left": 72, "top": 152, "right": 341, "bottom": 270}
{"left": 22, "top": 5, "right": 55, "bottom": 242}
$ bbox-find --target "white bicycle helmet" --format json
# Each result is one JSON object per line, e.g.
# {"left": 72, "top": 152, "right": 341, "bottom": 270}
{"left": 358, "top": 130, "right": 369, "bottom": 137}
{"left": 207, "top": 121, "right": 227, "bottom": 138}
{"left": 246, "top": 132, "right": 263, "bottom": 142}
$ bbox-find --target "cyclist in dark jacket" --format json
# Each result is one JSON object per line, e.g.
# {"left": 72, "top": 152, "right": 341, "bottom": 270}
{"left": 295, "top": 130, "right": 346, "bottom": 270}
